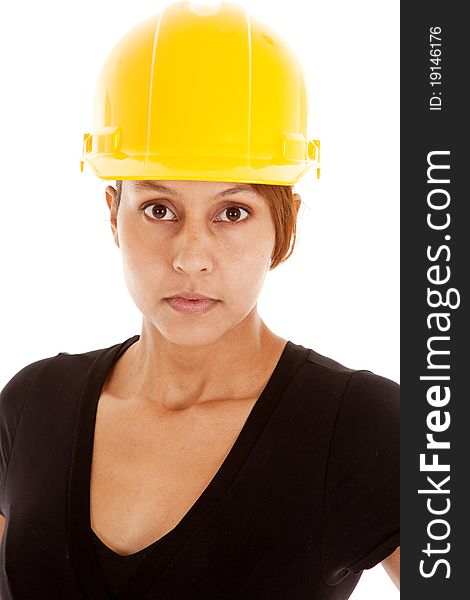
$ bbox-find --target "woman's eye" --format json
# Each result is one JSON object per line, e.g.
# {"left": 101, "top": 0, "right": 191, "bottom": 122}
{"left": 142, "top": 204, "right": 250, "bottom": 223}
{"left": 216, "top": 206, "right": 250, "bottom": 223}
{"left": 143, "top": 204, "right": 177, "bottom": 221}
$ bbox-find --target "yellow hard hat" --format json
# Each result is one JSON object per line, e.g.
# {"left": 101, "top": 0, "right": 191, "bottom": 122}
{"left": 81, "top": 1, "right": 320, "bottom": 184}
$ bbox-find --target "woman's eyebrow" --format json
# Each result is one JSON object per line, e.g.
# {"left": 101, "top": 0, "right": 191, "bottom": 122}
{"left": 131, "top": 182, "right": 178, "bottom": 195}
{"left": 216, "top": 184, "right": 257, "bottom": 198}
{"left": 130, "top": 181, "right": 257, "bottom": 198}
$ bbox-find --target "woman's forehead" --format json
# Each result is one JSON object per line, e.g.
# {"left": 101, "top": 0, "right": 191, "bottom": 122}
{"left": 125, "top": 180, "right": 261, "bottom": 199}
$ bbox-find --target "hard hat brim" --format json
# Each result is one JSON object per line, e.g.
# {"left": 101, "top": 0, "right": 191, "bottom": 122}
{"left": 82, "top": 153, "right": 318, "bottom": 185}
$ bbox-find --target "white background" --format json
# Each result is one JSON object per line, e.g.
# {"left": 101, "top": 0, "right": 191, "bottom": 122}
{"left": 0, "top": 1, "right": 399, "bottom": 597}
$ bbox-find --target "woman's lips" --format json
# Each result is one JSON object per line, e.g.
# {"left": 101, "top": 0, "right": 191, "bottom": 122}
{"left": 165, "top": 297, "right": 219, "bottom": 315}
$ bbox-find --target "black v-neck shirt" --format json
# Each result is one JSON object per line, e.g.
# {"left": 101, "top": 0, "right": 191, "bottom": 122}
{"left": 0, "top": 336, "right": 399, "bottom": 599}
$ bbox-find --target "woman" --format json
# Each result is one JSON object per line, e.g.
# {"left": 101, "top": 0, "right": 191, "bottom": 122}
{"left": 0, "top": 2, "right": 399, "bottom": 598}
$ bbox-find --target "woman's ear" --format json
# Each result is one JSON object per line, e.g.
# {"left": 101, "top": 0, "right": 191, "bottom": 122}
{"left": 105, "top": 185, "right": 120, "bottom": 248}
{"left": 293, "top": 192, "right": 302, "bottom": 216}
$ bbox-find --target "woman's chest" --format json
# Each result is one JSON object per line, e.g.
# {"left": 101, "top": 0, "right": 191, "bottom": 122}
{"left": 89, "top": 392, "right": 259, "bottom": 556}
{"left": 3, "top": 359, "right": 334, "bottom": 599}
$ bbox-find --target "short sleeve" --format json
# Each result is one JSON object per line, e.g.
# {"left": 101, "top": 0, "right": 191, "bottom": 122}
{"left": 0, "top": 360, "right": 48, "bottom": 516}
{"left": 320, "top": 369, "right": 400, "bottom": 585}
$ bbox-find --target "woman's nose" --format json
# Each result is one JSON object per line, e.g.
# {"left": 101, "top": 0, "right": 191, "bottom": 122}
{"left": 172, "top": 224, "right": 214, "bottom": 275}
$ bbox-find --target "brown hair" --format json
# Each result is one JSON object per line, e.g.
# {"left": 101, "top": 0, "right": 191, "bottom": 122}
{"left": 114, "top": 181, "right": 300, "bottom": 269}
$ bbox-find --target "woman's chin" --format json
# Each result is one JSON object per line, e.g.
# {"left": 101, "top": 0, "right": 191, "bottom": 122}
{"left": 146, "top": 313, "right": 236, "bottom": 348}
{"left": 139, "top": 300, "right": 257, "bottom": 347}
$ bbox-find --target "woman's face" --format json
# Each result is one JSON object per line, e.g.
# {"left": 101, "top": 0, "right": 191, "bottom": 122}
{"left": 106, "top": 180, "right": 276, "bottom": 346}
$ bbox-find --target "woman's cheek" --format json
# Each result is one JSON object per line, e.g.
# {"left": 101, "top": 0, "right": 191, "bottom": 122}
{"left": 224, "top": 224, "right": 273, "bottom": 262}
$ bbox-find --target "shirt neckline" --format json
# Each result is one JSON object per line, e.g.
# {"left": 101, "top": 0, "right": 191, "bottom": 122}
{"left": 67, "top": 335, "right": 309, "bottom": 599}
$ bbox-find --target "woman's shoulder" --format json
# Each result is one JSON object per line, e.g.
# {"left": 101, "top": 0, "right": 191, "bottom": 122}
{"left": 0, "top": 354, "right": 60, "bottom": 419}
{"left": 282, "top": 341, "right": 400, "bottom": 450}
{"left": 292, "top": 340, "right": 399, "bottom": 399}
{"left": 297, "top": 343, "right": 399, "bottom": 451}
{"left": 0, "top": 335, "right": 138, "bottom": 408}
